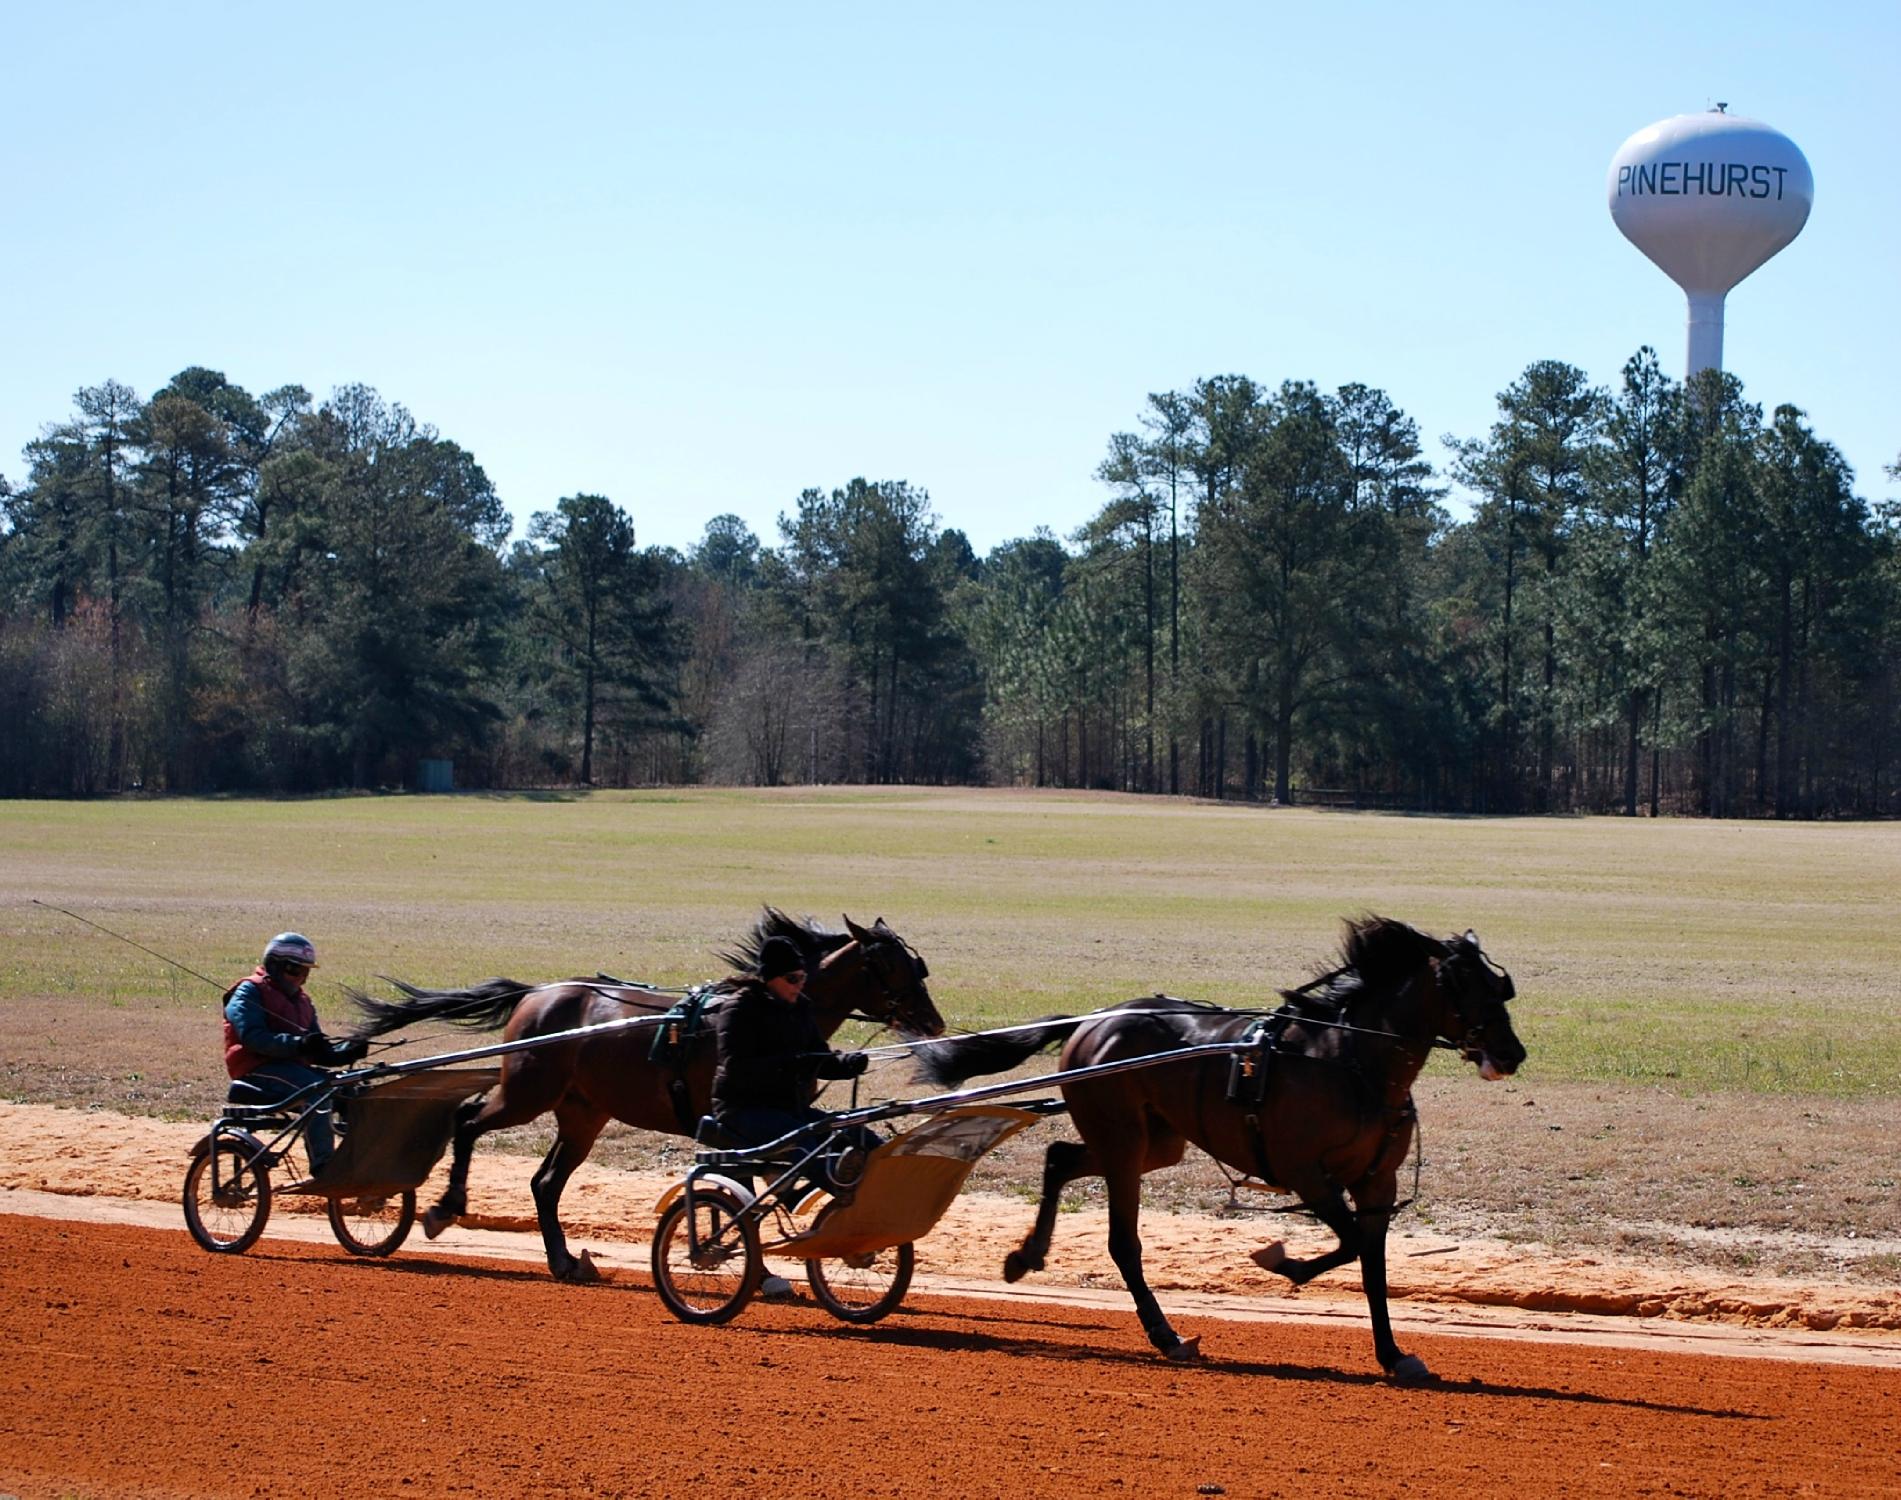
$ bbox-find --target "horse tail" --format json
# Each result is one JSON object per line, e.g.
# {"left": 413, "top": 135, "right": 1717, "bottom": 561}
{"left": 912, "top": 1016, "right": 1084, "bottom": 1089}
{"left": 345, "top": 976, "right": 538, "bottom": 1037}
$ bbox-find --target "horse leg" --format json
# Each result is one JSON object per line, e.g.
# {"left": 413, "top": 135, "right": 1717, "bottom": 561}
{"left": 530, "top": 1104, "right": 609, "bottom": 1283}
{"left": 1004, "top": 1138, "right": 1094, "bottom": 1282}
{"left": 1101, "top": 1155, "right": 1198, "bottom": 1362}
{"left": 422, "top": 1064, "right": 568, "bottom": 1240}
{"left": 1253, "top": 1181, "right": 1425, "bottom": 1379}
{"left": 422, "top": 1094, "right": 489, "bottom": 1238}
{"left": 1251, "top": 1175, "right": 1364, "bottom": 1287}
{"left": 1354, "top": 1207, "right": 1428, "bottom": 1383}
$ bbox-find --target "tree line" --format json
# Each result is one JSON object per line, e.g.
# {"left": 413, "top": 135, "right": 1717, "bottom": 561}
{"left": 2, "top": 356, "right": 1895, "bottom": 815}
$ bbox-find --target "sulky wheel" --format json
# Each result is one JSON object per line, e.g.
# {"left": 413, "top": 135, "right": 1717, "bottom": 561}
{"left": 183, "top": 1139, "right": 272, "bottom": 1254}
{"left": 326, "top": 1190, "right": 417, "bottom": 1257}
{"left": 651, "top": 1188, "right": 762, "bottom": 1324}
{"left": 803, "top": 1202, "right": 914, "bottom": 1324}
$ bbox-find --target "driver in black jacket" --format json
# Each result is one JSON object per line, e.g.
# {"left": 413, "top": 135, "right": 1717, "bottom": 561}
{"left": 711, "top": 935, "right": 869, "bottom": 1146}
{"left": 710, "top": 935, "right": 874, "bottom": 1302}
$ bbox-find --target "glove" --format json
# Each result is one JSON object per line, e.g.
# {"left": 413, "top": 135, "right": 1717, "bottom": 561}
{"left": 297, "top": 1031, "right": 332, "bottom": 1063}
{"left": 328, "top": 1036, "right": 370, "bottom": 1066}
{"left": 814, "top": 1050, "right": 869, "bottom": 1080}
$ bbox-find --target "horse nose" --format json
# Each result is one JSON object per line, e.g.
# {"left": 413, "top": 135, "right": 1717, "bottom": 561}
{"left": 911, "top": 989, "right": 948, "bottom": 1038}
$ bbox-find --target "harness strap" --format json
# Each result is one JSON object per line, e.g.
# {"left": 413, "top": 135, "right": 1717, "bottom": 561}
{"left": 649, "top": 986, "right": 716, "bottom": 1135}
{"left": 1349, "top": 1095, "right": 1423, "bottom": 1216}
{"left": 1242, "top": 1112, "right": 1281, "bottom": 1190}
{"left": 1225, "top": 1013, "right": 1280, "bottom": 1104}
{"left": 666, "top": 1078, "right": 696, "bottom": 1136}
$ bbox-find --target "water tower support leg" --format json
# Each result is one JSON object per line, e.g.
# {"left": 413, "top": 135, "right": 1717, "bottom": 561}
{"left": 1686, "top": 291, "right": 1726, "bottom": 379}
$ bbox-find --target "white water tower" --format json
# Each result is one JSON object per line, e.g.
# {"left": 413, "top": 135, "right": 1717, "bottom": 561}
{"left": 1607, "top": 106, "right": 1813, "bottom": 378}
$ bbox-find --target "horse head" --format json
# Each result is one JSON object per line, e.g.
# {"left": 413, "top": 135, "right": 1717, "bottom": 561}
{"left": 1432, "top": 929, "right": 1525, "bottom": 1081}
{"left": 841, "top": 914, "right": 945, "bottom": 1040}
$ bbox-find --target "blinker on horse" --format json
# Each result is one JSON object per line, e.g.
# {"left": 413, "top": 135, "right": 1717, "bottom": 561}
{"left": 347, "top": 910, "right": 943, "bottom": 1282}
{"left": 913, "top": 916, "right": 1524, "bottom": 1382}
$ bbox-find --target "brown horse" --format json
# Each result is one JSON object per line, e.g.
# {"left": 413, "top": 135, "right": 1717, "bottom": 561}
{"left": 913, "top": 916, "right": 1523, "bottom": 1380}
{"left": 348, "top": 910, "right": 944, "bottom": 1281}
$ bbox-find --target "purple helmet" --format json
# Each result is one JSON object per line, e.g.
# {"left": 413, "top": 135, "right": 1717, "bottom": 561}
{"left": 263, "top": 932, "right": 318, "bottom": 968}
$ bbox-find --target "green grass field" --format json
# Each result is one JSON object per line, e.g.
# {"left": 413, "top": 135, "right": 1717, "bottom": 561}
{"left": 3, "top": 787, "right": 1898, "bottom": 1097}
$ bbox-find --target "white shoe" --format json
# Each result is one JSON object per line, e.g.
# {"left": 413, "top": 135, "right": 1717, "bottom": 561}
{"left": 760, "top": 1273, "right": 795, "bottom": 1300}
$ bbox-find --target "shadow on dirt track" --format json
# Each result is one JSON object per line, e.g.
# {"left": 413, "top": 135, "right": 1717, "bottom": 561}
{"left": 761, "top": 1318, "right": 1771, "bottom": 1419}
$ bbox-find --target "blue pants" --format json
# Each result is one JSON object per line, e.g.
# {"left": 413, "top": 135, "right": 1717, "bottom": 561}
{"left": 720, "top": 1105, "right": 833, "bottom": 1152}
{"left": 241, "top": 1062, "right": 337, "bottom": 1174}
{"left": 718, "top": 1106, "right": 879, "bottom": 1197}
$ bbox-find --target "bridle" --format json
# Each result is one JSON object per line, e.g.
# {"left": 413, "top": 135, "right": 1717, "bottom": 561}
{"left": 836, "top": 932, "right": 935, "bottom": 1036}
{"left": 1433, "top": 943, "right": 1513, "bottom": 1063}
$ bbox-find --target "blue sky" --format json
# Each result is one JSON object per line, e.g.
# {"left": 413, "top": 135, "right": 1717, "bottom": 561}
{"left": 3, "top": 2, "right": 1894, "bottom": 557}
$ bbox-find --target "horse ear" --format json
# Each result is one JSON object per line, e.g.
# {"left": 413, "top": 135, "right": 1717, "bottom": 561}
{"left": 842, "top": 915, "right": 871, "bottom": 943}
{"left": 1463, "top": 929, "right": 1480, "bottom": 948}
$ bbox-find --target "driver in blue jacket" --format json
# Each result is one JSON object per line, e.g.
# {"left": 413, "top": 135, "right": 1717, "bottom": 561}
{"left": 222, "top": 933, "right": 367, "bottom": 1175}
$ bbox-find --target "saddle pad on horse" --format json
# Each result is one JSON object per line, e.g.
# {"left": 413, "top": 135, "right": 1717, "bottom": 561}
{"left": 291, "top": 1068, "right": 500, "bottom": 1199}
{"left": 647, "top": 985, "right": 719, "bottom": 1067}
{"left": 779, "top": 1105, "right": 1041, "bottom": 1260}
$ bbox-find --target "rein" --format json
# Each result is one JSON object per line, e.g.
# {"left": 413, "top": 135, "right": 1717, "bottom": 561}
{"left": 857, "top": 998, "right": 1466, "bottom": 1061}
{"left": 376, "top": 975, "right": 696, "bottom": 1013}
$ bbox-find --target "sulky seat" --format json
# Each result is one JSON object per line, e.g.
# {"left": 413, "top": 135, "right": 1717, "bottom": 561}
{"left": 694, "top": 1114, "right": 755, "bottom": 1152}
{"left": 222, "top": 1077, "right": 299, "bottom": 1125}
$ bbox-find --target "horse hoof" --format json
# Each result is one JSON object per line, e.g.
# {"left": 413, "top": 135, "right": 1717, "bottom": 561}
{"left": 1390, "top": 1354, "right": 1432, "bottom": 1385}
{"left": 1249, "top": 1241, "right": 1286, "bottom": 1273}
{"left": 1002, "top": 1251, "right": 1034, "bottom": 1284}
{"left": 555, "top": 1250, "right": 604, "bottom": 1284}
{"left": 1164, "top": 1336, "right": 1202, "bottom": 1364}
{"left": 422, "top": 1208, "right": 454, "bottom": 1240}
{"left": 760, "top": 1274, "right": 795, "bottom": 1301}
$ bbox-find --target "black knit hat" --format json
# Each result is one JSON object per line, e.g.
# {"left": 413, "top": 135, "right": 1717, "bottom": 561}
{"left": 757, "top": 936, "right": 806, "bottom": 982}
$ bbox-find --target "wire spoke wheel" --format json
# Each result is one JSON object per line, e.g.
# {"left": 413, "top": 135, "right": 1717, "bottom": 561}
{"left": 182, "top": 1141, "right": 272, "bottom": 1254}
{"left": 651, "top": 1189, "right": 761, "bottom": 1324}
{"left": 804, "top": 1202, "right": 914, "bottom": 1324}
{"left": 326, "top": 1190, "right": 417, "bottom": 1257}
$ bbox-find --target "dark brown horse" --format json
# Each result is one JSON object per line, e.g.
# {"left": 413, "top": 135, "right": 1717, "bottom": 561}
{"left": 348, "top": 910, "right": 944, "bottom": 1281}
{"left": 913, "top": 916, "right": 1523, "bottom": 1380}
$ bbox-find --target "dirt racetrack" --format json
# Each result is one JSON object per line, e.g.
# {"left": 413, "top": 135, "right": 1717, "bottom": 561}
{"left": 4, "top": 1211, "right": 1899, "bottom": 1500}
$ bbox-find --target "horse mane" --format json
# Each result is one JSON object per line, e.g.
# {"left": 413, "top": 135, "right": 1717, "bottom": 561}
{"left": 716, "top": 906, "right": 855, "bottom": 976}
{"left": 1290, "top": 914, "right": 1449, "bottom": 1011}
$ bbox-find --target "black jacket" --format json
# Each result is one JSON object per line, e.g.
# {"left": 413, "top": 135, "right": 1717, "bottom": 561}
{"left": 710, "top": 979, "right": 852, "bottom": 1115}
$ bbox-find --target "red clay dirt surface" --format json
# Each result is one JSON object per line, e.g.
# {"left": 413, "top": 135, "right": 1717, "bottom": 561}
{"left": 5, "top": 1210, "right": 1900, "bottom": 1500}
